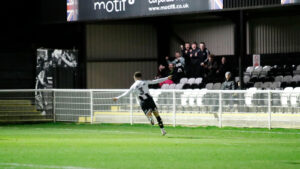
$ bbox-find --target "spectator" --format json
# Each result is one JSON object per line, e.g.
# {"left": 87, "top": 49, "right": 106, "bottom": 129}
{"left": 155, "top": 64, "right": 167, "bottom": 79}
{"left": 204, "top": 54, "right": 218, "bottom": 82}
{"left": 198, "top": 42, "right": 210, "bottom": 70}
{"left": 166, "top": 51, "right": 185, "bottom": 68}
{"left": 221, "top": 72, "right": 235, "bottom": 90}
{"left": 221, "top": 72, "right": 235, "bottom": 109}
{"left": 189, "top": 42, "right": 200, "bottom": 78}
{"left": 159, "top": 63, "right": 174, "bottom": 87}
{"left": 173, "top": 52, "right": 185, "bottom": 83}
{"left": 181, "top": 42, "right": 191, "bottom": 77}
{"left": 216, "top": 57, "right": 230, "bottom": 81}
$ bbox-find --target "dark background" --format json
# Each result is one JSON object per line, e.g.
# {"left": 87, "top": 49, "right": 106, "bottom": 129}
{"left": 0, "top": 0, "right": 299, "bottom": 89}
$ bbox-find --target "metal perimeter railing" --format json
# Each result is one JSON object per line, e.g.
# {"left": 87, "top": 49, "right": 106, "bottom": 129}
{"left": 0, "top": 89, "right": 300, "bottom": 129}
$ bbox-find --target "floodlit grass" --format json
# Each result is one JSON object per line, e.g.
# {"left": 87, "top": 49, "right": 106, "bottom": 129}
{"left": 0, "top": 123, "right": 299, "bottom": 169}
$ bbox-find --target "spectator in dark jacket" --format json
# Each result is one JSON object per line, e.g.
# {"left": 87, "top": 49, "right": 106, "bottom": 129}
{"left": 217, "top": 57, "right": 230, "bottom": 81}
{"left": 189, "top": 42, "right": 200, "bottom": 78}
{"left": 155, "top": 64, "right": 167, "bottom": 79}
{"left": 181, "top": 43, "right": 191, "bottom": 77}
{"left": 221, "top": 72, "right": 235, "bottom": 107}
{"left": 199, "top": 42, "right": 210, "bottom": 77}
{"left": 204, "top": 54, "right": 218, "bottom": 82}
{"left": 221, "top": 72, "right": 235, "bottom": 90}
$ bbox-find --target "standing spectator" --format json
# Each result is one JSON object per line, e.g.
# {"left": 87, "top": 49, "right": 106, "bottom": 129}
{"left": 155, "top": 64, "right": 167, "bottom": 79}
{"left": 198, "top": 42, "right": 210, "bottom": 77}
{"left": 166, "top": 51, "right": 185, "bottom": 68}
{"left": 216, "top": 57, "right": 230, "bottom": 82}
{"left": 166, "top": 51, "right": 185, "bottom": 83}
{"left": 189, "top": 42, "right": 200, "bottom": 78}
{"left": 204, "top": 54, "right": 218, "bottom": 82}
{"left": 181, "top": 42, "right": 191, "bottom": 77}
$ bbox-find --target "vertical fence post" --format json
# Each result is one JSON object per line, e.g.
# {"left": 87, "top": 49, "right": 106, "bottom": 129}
{"left": 173, "top": 90, "right": 176, "bottom": 127}
{"left": 218, "top": 91, "right": 223, "bottom": 128}
{"left": 130, "top": 93, "right": 133, "bottom": 125}
{"left": 90, "top": 90, "right": 93, "bottom": 124}
{"left": 268, "top": 90, "right": 271, "bottom": 130}
{"left": 53, "top": 90, "right": 56, "bottom": 123}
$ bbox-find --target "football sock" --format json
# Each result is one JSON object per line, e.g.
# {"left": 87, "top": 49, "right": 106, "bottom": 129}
{"left": 155, "top": 116, "right": 164, "bottom": 129}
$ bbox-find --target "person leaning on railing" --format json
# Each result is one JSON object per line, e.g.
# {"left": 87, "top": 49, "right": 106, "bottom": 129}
{"left": 221, "top": 72, "right": 235, "bottom": 110}
{"left": 221, "top": 72, "right": 235, "bottom": 90}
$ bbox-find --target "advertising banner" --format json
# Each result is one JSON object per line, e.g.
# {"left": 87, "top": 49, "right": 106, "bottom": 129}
{"left": 67, "top": 0, "right": 223, "bottom": 22}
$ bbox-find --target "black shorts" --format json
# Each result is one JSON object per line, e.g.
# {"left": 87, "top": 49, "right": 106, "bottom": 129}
{"left": 139, "top": 97, "right": 157, "bottom": 115}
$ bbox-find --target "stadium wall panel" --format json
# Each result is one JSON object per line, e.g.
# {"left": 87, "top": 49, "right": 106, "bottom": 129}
{"left": 87, "top": 61, "right": 157, "bottom": 89}
{"left": 170, "top": 21, "right": 235, "bottom": 55}
{"left": 248, "top": 15, "right": 300, "bottom": 54}
{"left": 86, "top": 24, "right": 158, "bottom": 60}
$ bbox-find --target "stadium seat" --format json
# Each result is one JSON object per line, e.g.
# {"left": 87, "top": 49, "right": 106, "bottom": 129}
{"left": 281, "top": 87, "right": 294, "bottom": 107}
{"left": 168, "top": 84, "right": 176, "bottom": 89}
{"left": 235, "top": 77, "right": 240, "bottom": 83}
{"left": 205, "top": 83, "right": 214, "bottom": 90}
{"left": 262, "top": 82, "right": 272, "bottom": 90}
{"left": 254, "top": 82, "right": 263, "bottom": 89}
{"left": 252, "top": 66, "right": 263, "bottom": 77}
{"left": 175, "top": 83, "right": 184, "bottom": 89}
{"left": 293, "top": 65, "right": 300, "bottom": 75}
{"left": 181, "top": 89, "right": 193, "bottom": 106}
{"left": 243, "top": 75, "right": 250, "bottom": 84}
{"left": 179, "top": 78, "right": 188, "bottom": 84}
{"left": 213, "top": 83, "right": 221, "bottom": 90}
{"left": 187, "top": 78, "right": 196, "bottom": 85}
{"left": 161, "top": 84, "right": 170, "bottom": 89}
{"left": 244, "top": 66, "right": 254, "bottom": 76}
{"left": 191, "top": 78, "right": 203, "bottom": 89}
{"left": 291, "top": 75, "right": 300, "bottom": 87}
{"left": 290, "top": 87, "right": 300, "bottom": 107}
{"left": 271, "top": 82, "right": 281, "bottom": 89}
{"left": 282, "top": 75, "right": 293, "bottom": 88}
{"left": 196, "top": 89, "right": 208, "bottom": 106}
{"left": 275, "top": 75, "right": 284, "bottom": 82}
{"left": 245, "top": 87, "right": 257, "bottom": 106}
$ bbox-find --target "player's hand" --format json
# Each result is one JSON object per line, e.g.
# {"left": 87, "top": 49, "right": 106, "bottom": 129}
{"left": 112, "top": 97, "right": 118, "bottom": 102}
{"left": 168, "top": 75, "right": 172, "bottom": 80}
{"left": 180, "top": 45, "right": 184, "bottom": 50}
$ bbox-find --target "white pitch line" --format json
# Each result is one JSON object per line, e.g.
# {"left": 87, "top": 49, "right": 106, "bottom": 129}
{"left": 223, "top": 129, "right": 300, "bottom": 135}
{"left": 0, "top": 163, "right": 98, "bottom": 169}
{"left": 1, "top": 126, "right": 300, "bottom": 136}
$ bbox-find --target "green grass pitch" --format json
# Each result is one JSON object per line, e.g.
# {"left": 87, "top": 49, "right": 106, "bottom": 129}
{"left": 0, "top": 123, "right": 300, "bottom": 169}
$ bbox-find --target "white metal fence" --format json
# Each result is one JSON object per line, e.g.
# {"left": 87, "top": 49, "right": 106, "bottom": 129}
{"left": 1, "top": 89, "right": 300, "bottom": 129}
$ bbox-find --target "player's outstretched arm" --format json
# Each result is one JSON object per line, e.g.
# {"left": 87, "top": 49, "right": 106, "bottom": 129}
{"left": 112, "top": 86, "right": 134, "bottom": 102}
{"left": 148, "top": 76, "right": 172, "bottom": 85}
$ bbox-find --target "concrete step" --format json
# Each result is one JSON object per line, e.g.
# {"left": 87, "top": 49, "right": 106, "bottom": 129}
{"left": 0, "top": 114, "right": 51, "bottom": 121}
{"left": 0, "top": 111, "right": 41, "bottom": 115}
{"left": 0, "top": 119, "right": 53, "bottom": 123}
{"left": 0, "top": 105, "right": 37, "bottom": 111}
{"left": 0, "top": 100, "right": 32, "bottom": 105}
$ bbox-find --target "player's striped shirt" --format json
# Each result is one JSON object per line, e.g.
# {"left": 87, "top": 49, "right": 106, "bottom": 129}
{"left": 116, "top": 77, "right": 168, "bottom": 101}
